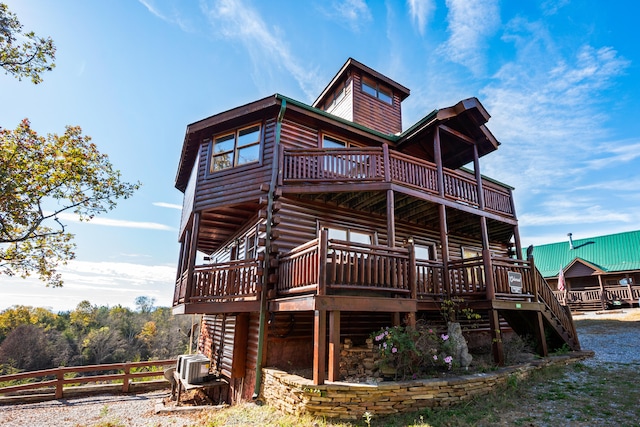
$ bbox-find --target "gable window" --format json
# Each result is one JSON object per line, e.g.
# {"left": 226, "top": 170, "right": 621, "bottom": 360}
{"left": 361, "top": 76, "right": 393, "bottom": 105}
{"left": 209, "top": 124, "right": 261, "bottom": 173}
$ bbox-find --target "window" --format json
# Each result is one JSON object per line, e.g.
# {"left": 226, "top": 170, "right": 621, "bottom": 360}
{"left": 415, "top": 244, "right": 436, "bottom": 261}
{"left": 323, "top": 79, "right": 348, "bottom": 111}
{"left": 209, "top": 124, "right": 261, "bottom": 173}
{"left": 361, "top": 76, "right": 393, "bottom": 105}
{"left": 325, "top": 226, "right": 374, "bottom": 245}
{"left": 461, "top": 247, "right": 484, "bottom": 286}
{"left": 322, "top": 135, "right": 347, "bottom": 148}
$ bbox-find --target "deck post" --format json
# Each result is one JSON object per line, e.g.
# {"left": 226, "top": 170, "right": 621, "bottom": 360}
{"left": 386, "top": 189, "right": 395, "bottom": 248}
{"left": 185, "top": 213, "right": 200, "bottom": 302}
{"left": 313, "top": 309, "right": 327, "bottom": 385}
{"left": 382, "top": 143, "right": 391, "bottom": 182}
{"left": 480, "top": 217, "right": 495, "bottom": 299}
{"left": 598, "top": 275, "right": 606, "bottom": 310}
{"left": 438, "top": 205, "right": 451, "bottom": 297}
{"left": 472, "top": 144, "right": 485, "bottom": 210}
{"left": 534, "top": 311, "right": 548, "bottom": 357}
{"left": 318, "top": 229, "right": 328, "bottom": 296}
{"left": 488, "top": 309, "right": 504, "bottom": 365}
{"left": 328, "top": 310, "right": 340, "bottom": 382}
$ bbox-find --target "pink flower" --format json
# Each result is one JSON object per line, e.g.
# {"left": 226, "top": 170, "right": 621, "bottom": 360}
{"left": 444, "top": 356, "right": 453, "bottom": 364}
{"left": 392, "top": 347, "right": 398, "bottom": 353}
{"left": 433, "top": 355, "right": 438, "bottom": 361}
{"left": 441, "top": 334, "right": 449, "bottom": 341}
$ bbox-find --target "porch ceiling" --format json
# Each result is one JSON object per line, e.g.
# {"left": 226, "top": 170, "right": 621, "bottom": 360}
{"left": 197, "top": 202, "right": 260, "bottom": 254}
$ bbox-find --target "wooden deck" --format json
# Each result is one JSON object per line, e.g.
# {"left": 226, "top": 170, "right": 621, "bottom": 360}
{"left": 173, "top": 233, "right": 579, "bottom": 356}
{"left": 279, "top": 146, "right": 514, "bottom": 219}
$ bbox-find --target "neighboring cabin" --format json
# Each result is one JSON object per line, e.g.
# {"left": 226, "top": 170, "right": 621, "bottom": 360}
{"left": 533, "top": 230, "right": 640, "bottom": 311}
{"left": 172, "top": 58, "right": 579, "bottom": 404}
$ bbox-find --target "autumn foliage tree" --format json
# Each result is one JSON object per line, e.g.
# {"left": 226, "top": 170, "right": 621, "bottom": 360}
{"left": 0, "top": 2, "right": 56, "bottom": 84}
{"left": 0, "top": 120, "right": 140, "bottom": 286}
{"left": 0, "top": 3, "right": 140, "bottom": 286}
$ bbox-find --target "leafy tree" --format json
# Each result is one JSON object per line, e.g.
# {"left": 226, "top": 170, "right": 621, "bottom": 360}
{"left": 134, "top": 296, "right": 156, "bottom": 314}
{"left": 0, "top": 120, "right": 140, "bottom": 286}
{"left": 0, "top": 4, "right": 140, "bottom": 287}
{"left": 0, "top": 324, "right": 74, "bottom": 370}
{"left": 81, "top": 326, "right": 125, "bottom": 364}
{"left": 0, "top": 2, "right": 56, "bottom": 84}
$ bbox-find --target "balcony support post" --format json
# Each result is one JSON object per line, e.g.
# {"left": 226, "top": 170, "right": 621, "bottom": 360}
{"left": 318, "top": 229, "right": 328, "bottom": 296}
{"left": 434, "top": 127, "right": 445, "bottom": 197}
{"left": 489, "top": 308, "right": 504, "bottom": 366}
{"left": 438, "top": 204, "right": 451, "bottom": 298}
{"left": 185, "top": 212, "right": 200, "bottom": 302}
{"left": 386, "top": 189, "right": 395, "bottom": 248}
{"left": 472, "top": 144, "right": 485, "bottom": 210}
{"left": 328, "top": 310, "right": 340, "bottom": 382}
{"left": 313, "top": 309, "right": 327, "bottom": 385}
{"left": 480, "top": 216, "right": 495, "bottom": 300}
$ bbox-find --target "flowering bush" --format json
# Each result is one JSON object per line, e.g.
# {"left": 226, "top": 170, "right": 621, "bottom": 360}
{"left": 371, "top": 323, "right": 455, "bottom": 379}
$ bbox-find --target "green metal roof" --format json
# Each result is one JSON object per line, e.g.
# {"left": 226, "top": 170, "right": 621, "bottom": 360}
{"left": 531, "top": 230, "right": 640, "bottom": 277}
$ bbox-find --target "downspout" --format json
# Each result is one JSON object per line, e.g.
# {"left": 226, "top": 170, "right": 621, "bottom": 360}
{"left": 254, "top": 96, "right": 286, "bottom": 398}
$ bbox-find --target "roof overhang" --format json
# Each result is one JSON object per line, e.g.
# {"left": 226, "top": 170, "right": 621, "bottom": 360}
{"left": 396, "top": 97, "right": 500, "bottom": 169}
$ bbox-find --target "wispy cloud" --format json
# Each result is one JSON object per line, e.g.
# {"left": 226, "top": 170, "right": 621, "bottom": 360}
{"left": 153, "top": 202, "right": 183, "bottom": 210}
{"left": 325, "top": 0, "right": 372, "bottom": 32}
{"left": 583, "top": 140, "right": 640, "bottom": 170}
{"left": 0, "top": 260, "right": 177, "bottom": 311}
{"left": 407, "top": 0, "right": 435, "bottom": 35}
{"left": 519, "top": 204, "right": 634, "bottom": 227}
{"left": 480, "top": 20, "right": 629, "bottom": 193}
{"left": 137, "top": 0, "right": 198, "bottom": 32}
{"left": 201, "top": 0, "right": 322, "bottom": 100}
{"left": 439, "top": 0, "right": 500, "bottom": 74}
{"left": 57, "top": 212, "right": 175, "bottom": 231}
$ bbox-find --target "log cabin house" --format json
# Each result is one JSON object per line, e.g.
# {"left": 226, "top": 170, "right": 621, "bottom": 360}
{"left": 535, "top": 230, "right": 640, "bottom": 311}
{"left": 172, "top": 58, "right": 580, "bottom": 403}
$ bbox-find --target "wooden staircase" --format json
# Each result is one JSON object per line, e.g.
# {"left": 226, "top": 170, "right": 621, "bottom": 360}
{"left": 500, "top": 268, "right": 580, "bottom": 354}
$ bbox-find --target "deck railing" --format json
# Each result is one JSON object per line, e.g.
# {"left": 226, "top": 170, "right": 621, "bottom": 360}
{"left": 555, "top": 285, "right": 640, "bottom": 309}
{"left": 186, "top": 258, "right": 262, "bottom": 303}
{"left": 0, "top": 359, "right": 174, "bottom": 401}
{"left": 277, "top": 232, "right": 413, "bottom": 296}
{"left": 281, "top": 147, "right": 514, "bottom": 218}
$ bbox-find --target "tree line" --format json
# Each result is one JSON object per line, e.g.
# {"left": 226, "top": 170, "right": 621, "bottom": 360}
{"left": 0, "top": 297, "right": 199, "bottom": 374}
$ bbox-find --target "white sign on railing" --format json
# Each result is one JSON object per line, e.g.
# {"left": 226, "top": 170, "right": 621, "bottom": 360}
{"left": 508, "top": 271, "right": 523, "bottom": 294}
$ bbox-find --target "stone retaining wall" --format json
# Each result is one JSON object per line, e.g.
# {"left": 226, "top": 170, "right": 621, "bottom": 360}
{"left": 261, "top": 352, "right": 593, "bottom": 420}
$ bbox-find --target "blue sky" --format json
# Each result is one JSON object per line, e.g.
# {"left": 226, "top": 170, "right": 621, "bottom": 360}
{"left": 1, "top": 0, "right": 638, "bottom": 312}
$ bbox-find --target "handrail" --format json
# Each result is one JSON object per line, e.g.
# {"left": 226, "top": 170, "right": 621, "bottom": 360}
{"left": 0, "top": 359, "right": 175, "bottom": 400}
{"left": 281, "top": 148, "right": 515, "bottom": 218}
{"left": 532, "top": 268, "right": 579, "bottom": 348}
{"left": 188, "top": 258, "right": 262, "bottom": 302}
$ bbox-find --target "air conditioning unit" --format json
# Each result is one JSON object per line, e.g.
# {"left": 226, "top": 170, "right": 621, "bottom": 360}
{"left": 176, "top": 354, "right": 194, "bottom": 380}
{"left": 183, "top": 354, "right": 210, "bottom": 384}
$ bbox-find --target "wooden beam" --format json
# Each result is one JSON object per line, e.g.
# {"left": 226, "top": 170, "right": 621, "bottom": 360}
{"left": 313, "top": 310, "right": 327, "bottom": 385}
{"left": 439, "top": 124, "right": 475, "bottom": 145}
{"left": 328, "top": 311, "right": 340, "bottom": 382}
{"left": 314, "top": 295, "right": 417, "bottom": 312}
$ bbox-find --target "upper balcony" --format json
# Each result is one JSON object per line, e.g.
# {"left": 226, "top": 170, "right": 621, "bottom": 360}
{"left": 278, "top": 145, "right": 515, "bottom": 220}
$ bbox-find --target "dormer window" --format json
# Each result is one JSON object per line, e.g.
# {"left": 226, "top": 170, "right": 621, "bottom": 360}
{"left": 209, "top": 124, "right": 261, "bottom": 173}
{"left": 361, "top": 76, "right": 393, "bottom": 104}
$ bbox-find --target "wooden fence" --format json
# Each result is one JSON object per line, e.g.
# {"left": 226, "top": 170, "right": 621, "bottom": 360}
{"left": 0, "top": 359, "right": 175, "bottom": 402}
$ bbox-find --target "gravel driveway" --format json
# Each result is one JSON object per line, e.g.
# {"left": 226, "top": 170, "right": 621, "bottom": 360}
{"left": 1, "top": 308, "right": 638, "bottom": 427}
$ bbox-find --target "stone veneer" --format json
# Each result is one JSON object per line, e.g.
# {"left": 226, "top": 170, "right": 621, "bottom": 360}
{"left": 261, "top": 352, "right": 593, "bottom": 420}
